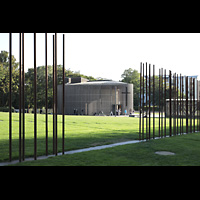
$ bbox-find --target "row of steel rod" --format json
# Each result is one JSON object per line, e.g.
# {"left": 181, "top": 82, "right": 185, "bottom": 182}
{"left": 8, "top": 33, "right": 65, "bottom": 162}
{"left": 139, "top": 62, "right": 200, "bottom": 141}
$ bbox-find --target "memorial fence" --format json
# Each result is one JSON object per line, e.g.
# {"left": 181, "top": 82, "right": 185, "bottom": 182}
{"left": 5, "top": 33, "right": 200, "bottom": 162}
{"left": 7, "top": 33, "right": 65, "bottom": 162}
{"left": 139, "top": 62, "right": 200, "bottom": 140}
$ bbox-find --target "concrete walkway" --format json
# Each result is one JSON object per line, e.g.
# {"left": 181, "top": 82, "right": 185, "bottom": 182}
{"left": 0, "top": 140, "right": 143, "bottom": 166}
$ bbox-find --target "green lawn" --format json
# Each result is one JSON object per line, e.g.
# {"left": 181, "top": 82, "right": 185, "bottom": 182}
{"left": 1, "top": 111, "right": 199, "bottom": 165}
{"left": 10, "top": 132, "right": 200, "bottom": 166}
{"left": 0, "top": 112, "right": 140, "bottom": 162}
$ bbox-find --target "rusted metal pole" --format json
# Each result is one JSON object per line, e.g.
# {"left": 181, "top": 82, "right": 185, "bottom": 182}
{"left": 169, "top": 70, "right": 172, "bottom": 137}
{"left": 198, "top": 81, "right": 199, "bottom": 131}
{"left": 164, "top": 69, "right": 166, "bottom": 137}
{"left": 149, "top": 63, "right": 151, "bottom": 139}
{"left": 159, "top": 69, "right": 160, "bottom": 137}
{"left": 53, "top": 35, "right": 55, "bottom": 154}
{"left": 182, "top": 74, "right": 184, "bottom": 135}
{"left": 45, "top": 33, "right": 48, "bottom": 156}
{"left": 146, "top": 63, "right": 148, "bottom": 140}
{"left": 173, "top": 73, "right": 174, "bottom": 135}
{"left": 171, "top": 73, "right": 173, "bottom": 135}
{"left": 180, "top": 74, "right": 182, "bottom": 135}
{"left": 190, "top": 77, "right": 192, "bottom": 133}
{"left": 174, "top": 73, "right": 176, "bottom": 136}
{"left": 161, "top": 68, "right": 163, "bottom": 138}
{"left": 62, "top": 34, "right": 65, "bottom": 154}
{"left": 177, "top": 74, "right": 179, "bottom": 135}
{"left": 139, "top": 63, "right": 142, "bottom": 141}
{"left": 22, "top": 33, "right": 25, "bottom": 161}
{"left": 142, "top": 63, "right": 144, "bottom": 140}
{"left": 197, "top": 81, "right": 198, "bottom": 131}
{"left": 182, "top": 76, "right": 184, "bottom": 134}
{"left": 9, "top": 33, "right": 12, "bottom": 161}
{"left": 18, "top": 33, "right": 25, "bottom": 161}
{"left": 193, "top": 78, "right": 195, "bottom": 133}
{"left": 34, "top": 33, "right": 37, "bottom": 160}
{"left": 153, "top": 65, "right": 155, "bottom": 139}
{"left": 186, "top": 76, "right": 188, "bottom": 134}
{"left": 19, "top": 33, "right": 22, "bottom": 162}
{"left": 189, "top": 78, "right": 191, "bottom": 132}
{"left": 172, "top": 73, "right": 174, "bottom": 135}
{"left": 197, "top": 81, "right": 199, "bottom": 131}
{"left": 55, "top": 33, "right": 58, "bottom": 156}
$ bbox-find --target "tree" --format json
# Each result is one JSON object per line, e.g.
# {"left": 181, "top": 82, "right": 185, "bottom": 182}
{"left": 121, "top": 67, "right": 172, "bottom": 111}
{"left": 121, "top": 68, "right": 140, "bottom": 110}
{"left": 0, "top": 50, "right": 97, "bottom": 110}
{"left": 25, "top": 65, "right": 97, "bottom": 109}
{"left": 0, "top": 51, "right": 19, "bottom": 108}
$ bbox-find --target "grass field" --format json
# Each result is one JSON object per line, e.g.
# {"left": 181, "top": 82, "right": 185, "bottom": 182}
{"left": 11, "top": 132, "right": 200, "bottom": 166}
{"left": 1, "top": 111, "right": 199, "bottom": 165}
{"left": 0, "top": 112, "right": 140, "bottom": 162}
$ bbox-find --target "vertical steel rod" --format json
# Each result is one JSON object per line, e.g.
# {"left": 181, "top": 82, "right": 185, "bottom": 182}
{"left": 197, "top": 81, "right": 198, "bottom": 131}
{"left": 22, "top": 33, "right": 25, "bottom": 161}
{"left": 164, "top": 69, "right": 166, "bottom": 137}
{"left": 19, "top": 33, "right": 22, "bottom": 162}
{"left": 199, "top": 81, "right": 200, "bottom": 132}
{"left": 198, "top": 81, "right": 199, "bottom": 131}
{"left": 186, "top": 76, "right": 188, "bottom": 133}
{"left": 34, "top": 33, "right": 37, "bottom": 160}
{"left": 169, "top": 70, "right": 172, "bottom": 137}
{"left": 139, "top": 63, "right": 142, "bottom": 140}
{"left": 45, "top": 33, "right": 48, "bottom": 156}
{"left": 189, "top": 77, "right": 190, "bottom": 132}
{"left": 173, "top": 73, "right": 174, "bottom": 135}
{"left": 190, "top": 77, "right": 192, "bottom": 133}
{"left": 9, "top": 33, "right": 12, "bottom": 162}
{"left": 55, "top": 33, "right": 58, "bottom": 156}
{"left": 180, "top": 74, "right": 182, "bottom": 135}
{"left": 182, "top": 76, "right": 184, "bottom": 134}
{"left": 193, "top": 78, "right": 195, "bottom": 133}
{"left": 159, "top": 69, "right": 160, "bottom": 137}
{"left": 62, "top": 34, "right": 65, "bottom": 154}
{"left": 161, "top": 68, "right": 163, "bottom": 137}
{"left": 146, "top": 63, "right": 148, "bottom": 140}
{"left": 149, "top": 64, "right": 151, "bottom": 139}
{"left": 174, "top": 73, "right": 176, "bottom": 136}
{"left": 189, "top": 78, "right": 191, "bottom": 132}
{"left": 153, "top": 65, "right": 155, "bottom": 139}
{"left": 53, "top": 35, "right": 55, "bottom": 154}
{"left": 172, "top": 73, "right": 174, "bottom": 135}
{"left": 197, "top": 81, "right": 199, "bottom": 131}
{"left": 142, "top": 63, "right": 144, "bottom": 140}
{"left": 177, "top": 74, "right": 179, "bottom": 135}
{"left": 171, "top": 73, "right": 173, "bottom": 135}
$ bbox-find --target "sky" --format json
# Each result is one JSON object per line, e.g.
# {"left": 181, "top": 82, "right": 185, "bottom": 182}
{"left": 0, "top": 33, "right": 200, "bottom": 81}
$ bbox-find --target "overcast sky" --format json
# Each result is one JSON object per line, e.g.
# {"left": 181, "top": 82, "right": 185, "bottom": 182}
{"left": 0, "top": 33, "right": 200, "bottom": 81}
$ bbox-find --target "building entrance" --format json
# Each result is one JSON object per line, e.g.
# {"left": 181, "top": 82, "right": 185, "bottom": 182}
{"left": 112, "top": 104, "right": 122, "bottom": 115}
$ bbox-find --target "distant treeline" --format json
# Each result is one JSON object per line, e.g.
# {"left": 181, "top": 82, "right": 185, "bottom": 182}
{"left": 0, "top": 50, "right": 96, "bottom": 109}
{"left": 0, "top": 50, "right": 174, "bottom": 111}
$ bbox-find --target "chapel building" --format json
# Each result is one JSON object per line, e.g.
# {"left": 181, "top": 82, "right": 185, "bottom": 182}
{"left": 57, "top": 77, "right": 133, "bottom": 116}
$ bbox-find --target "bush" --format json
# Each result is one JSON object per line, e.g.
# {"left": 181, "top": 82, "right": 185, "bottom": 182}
{"left": 0, "top": 107, "right": 15, "bottom": 112}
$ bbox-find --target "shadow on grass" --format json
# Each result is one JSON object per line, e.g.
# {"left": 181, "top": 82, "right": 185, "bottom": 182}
{"left": 0, "top": 114, "right": 197, "bottom": 163}
{"left": 0, "top": 129, "right": 139, "bottom": 162}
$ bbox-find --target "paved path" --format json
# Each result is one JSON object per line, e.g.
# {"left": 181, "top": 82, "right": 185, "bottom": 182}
{"left": 0, "top": 140, "right": 143, "bottom": 166}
